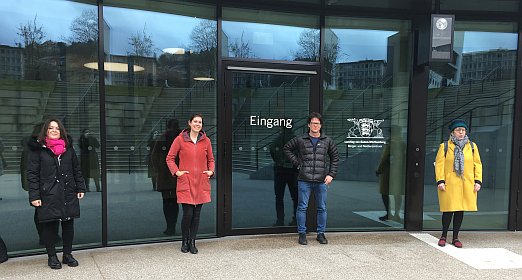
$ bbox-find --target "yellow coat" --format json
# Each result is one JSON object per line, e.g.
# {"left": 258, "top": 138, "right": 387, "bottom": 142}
{"left": 435, "top": 138, "right": 482, "bottom": 212}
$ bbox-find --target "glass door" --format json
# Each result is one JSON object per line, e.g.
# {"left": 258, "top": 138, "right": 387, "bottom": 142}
{"left": 222, "top": 62, "right": 320, "bottom": 235}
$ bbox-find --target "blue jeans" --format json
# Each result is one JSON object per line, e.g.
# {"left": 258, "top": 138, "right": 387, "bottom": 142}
{"left": 296, "top": 181, "right": 327, "bottom": 234}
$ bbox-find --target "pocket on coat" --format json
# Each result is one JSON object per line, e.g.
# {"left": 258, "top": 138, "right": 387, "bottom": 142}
{"left": 201, "top": 173, "right": 211, "bottom": 191}
{"left": 176, "top": 175, "right": 190, "bottom": 191}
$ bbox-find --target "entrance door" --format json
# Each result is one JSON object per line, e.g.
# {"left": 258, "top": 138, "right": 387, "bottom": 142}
{"left": 220, "top": 60, "right": 320, "bottom": 235}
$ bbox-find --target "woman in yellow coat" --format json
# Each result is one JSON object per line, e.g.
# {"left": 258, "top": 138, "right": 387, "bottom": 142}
{"left": 435, "top": 119, "right": 482, "bottom": 248}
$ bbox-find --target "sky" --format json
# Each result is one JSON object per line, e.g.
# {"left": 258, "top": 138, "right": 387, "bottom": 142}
{"left": 0, "top": 0, "right": 519, "bottom": 62}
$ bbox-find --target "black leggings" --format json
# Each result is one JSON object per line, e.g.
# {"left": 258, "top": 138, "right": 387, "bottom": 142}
{"left": 181, "top": 204, "right": 202, "bottom": 240}
{"left": 42, "top": 220, "right": 74, "bottom": 257}
{"left": 441, "top": 211, "right": 464, "bottom": 239}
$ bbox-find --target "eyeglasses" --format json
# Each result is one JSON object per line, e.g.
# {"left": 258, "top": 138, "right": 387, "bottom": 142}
{"left": 310, "top": 122, "right": 321, "bottom": 126}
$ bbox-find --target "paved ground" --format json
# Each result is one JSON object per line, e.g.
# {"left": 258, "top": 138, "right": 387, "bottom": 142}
{"left": 2, "top": 231, "right": 522, "bottom": 279}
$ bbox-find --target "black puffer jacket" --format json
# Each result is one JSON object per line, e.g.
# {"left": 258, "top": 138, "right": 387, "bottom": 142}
{"left": 27, "top": 136, "right": 86, "bottom": 223}
{"left": 283, "top": 133, "right": 339, "bottom": 183}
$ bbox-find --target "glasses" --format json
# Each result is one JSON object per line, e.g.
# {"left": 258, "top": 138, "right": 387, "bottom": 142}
{"left": 310, "top": 122, "right": 321, "bottom": 126}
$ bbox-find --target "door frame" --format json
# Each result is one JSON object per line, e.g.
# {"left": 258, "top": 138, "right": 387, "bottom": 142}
{"left": 217, "top": 58, "right": 321, "bottom": 237}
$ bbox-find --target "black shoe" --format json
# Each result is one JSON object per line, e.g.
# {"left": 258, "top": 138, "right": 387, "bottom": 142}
{"left": 181, "top": 238, "right": 189, "bottom": 253}
{"left": 316, "top": 233, "right": 328, "bottom": 244}
{"left": 48, "top": 255, "right": 62, "bottom": 269}
{"left": 378, "top": 215, "right": 388, "bottom": 221}
{"left": 189, "top": 239, "right": 198, "bottom": 254}
{"left": 273, "top": 219, "right": 285, "bottom": 226}
{"left": 298, "top": 233, "right": 308, "bottom": 245}
{"left": 62, "top": 254, "right": 78, "bottom": 267}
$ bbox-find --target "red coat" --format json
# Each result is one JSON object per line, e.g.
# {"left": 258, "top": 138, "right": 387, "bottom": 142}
{"left": 166, "top": 130, "right": 215, "bottom": 205}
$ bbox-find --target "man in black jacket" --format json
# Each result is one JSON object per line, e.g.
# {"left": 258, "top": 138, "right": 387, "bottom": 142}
{"left": 283, "top": 112, "right": 339, "bottom": 245}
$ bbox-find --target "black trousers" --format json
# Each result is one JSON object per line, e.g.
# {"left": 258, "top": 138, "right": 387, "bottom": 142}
{"left": 441, "top": 211, "right": 464, "bottom": 239}
{"left": 181, "top": 204, "right": 202, "bottom": 240}
{"left": 42, "top": 220, "right": 74, "bottom": 257}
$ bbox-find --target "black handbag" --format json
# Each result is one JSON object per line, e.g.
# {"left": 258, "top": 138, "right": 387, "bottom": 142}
{"left": 0, "top": 236, "right": 7, "bottom": 263}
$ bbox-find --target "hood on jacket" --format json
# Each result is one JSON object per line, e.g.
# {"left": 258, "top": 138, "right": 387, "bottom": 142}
{"left": 27, "top": 135, "right": 74, "bottom": 151}
{"left": 180, "top": 129, "right": 207, "bottom": 142}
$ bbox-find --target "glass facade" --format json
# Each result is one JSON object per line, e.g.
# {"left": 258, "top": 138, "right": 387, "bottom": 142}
{"left": 323, "top": 17, "right": 411, "bottom": 230}
{"left": 423, "top": 22, "right": 518, "bottom": 230}
{"left": 0, "top": 0, "right": 521, "bottom": 256}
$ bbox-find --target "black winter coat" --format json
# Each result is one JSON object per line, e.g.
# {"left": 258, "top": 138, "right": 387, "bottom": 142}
{"left": 283, "top": 132, "right": 339, "bottom": 183}
{"left": 27, "top": 136, "right": 86, "bottom": 223}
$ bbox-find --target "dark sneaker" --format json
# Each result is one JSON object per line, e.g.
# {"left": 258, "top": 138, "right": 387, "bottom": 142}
{"left": 298, "top": 233, "right": 308, "bottom": 245}
{"left": 316, "top": 233, "right": 328, "bottom": 244}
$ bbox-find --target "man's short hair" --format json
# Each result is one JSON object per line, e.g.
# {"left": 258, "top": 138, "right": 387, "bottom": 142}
{"left": 307, "top": 112, "right": 323, "bottom": 124}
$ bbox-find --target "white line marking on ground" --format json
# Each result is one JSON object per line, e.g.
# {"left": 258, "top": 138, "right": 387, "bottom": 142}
{"left": 410, "top": 233, "right": 522, "bottom": 269}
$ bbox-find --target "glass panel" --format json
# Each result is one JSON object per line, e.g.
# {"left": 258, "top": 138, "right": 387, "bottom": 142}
{"left": 0, "top": 0, "right": 100, "bottom": 254}
{"left": 327, "top": 0, "right": 413, "bottom": 9}
{"left": 222, "top": 8, "right": 319, "bottom": 61}
{"left": 231, "top": 72, "right": 309, "bottom": 228}
{"left": 424, "top": 22, "right": 517, "bottom": 230}
{"left": 103, "top": 0, "right": 217, "bottom": 243}
{"left": 323, "top": 17, "right": 411, "bottom": 230}
{"left": 441, "top": 0, "right": 519, "bottom": 13}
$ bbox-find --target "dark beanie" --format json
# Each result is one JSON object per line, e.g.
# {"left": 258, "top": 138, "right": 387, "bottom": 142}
{"left": 449, "top": 119, "right": 467, "bottom": 131}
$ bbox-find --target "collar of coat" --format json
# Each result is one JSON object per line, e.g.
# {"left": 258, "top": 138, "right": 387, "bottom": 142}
{"left": 27, "top": 135, "right": 74, "bottom": 151}
{"left": 300, "top": 132, "right": 326, "bottom": 140}
{"left": 180, "top": 129, "right": 206, "bottom": 142}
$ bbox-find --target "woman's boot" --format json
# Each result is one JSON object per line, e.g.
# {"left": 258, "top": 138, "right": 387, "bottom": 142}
{"left": 181, "top": 238, "right": 189, "bottom": 253}
{"left": 189, "top": 239, "right": 198, "bottom": 254}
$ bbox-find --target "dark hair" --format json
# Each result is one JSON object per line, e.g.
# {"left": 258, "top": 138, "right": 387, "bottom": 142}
{"left": 307, "top": 112, "right": 322, "bottom": 124}
{"left": 82, "top": 128, "right": 89, "bottom": 134}
{"left": 186, "top": 113, "right": 204, "bottom": 132}
{"left": 37, "top": 119, "right": 70, "bottom": 148}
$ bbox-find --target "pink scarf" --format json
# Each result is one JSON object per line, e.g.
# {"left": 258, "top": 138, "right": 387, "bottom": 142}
{"left": 46, "top": 137, "right": 66, "bottom": 156}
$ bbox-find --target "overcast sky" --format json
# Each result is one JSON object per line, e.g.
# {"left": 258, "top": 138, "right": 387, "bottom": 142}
{"left": 0, "top": 0, "right": 518, "bottom": 62}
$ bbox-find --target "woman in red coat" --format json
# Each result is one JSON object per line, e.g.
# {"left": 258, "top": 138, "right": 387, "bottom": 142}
{"left": 166, "top": 114, "right": 214, "bottom": 254}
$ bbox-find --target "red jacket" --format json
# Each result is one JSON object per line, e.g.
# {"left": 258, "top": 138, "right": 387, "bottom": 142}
{"left": 166, "top": 129, "right": 215, "bottom": 205}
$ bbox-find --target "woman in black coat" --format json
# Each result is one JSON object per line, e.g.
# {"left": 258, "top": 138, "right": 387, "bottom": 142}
{"left": 27, "top": 119, "right": 86, "bottom": 269}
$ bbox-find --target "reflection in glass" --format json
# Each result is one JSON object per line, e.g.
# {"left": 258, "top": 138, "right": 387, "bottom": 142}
{"left": 423, "top": 22, "right": 518, "bottom": 230}
{"left": 323, "top": 17, "right": 411, "bottom": 230}
{"left": 103, "top": 1, "right": 217, "bottom": 243}
{"left": 223, "top": 8, "right": 319, "bottom": 61}
{"left": 0, "top": 0, "right": 100, "bottom": 254}
{"left": 232, "top": 73, "right": 309, "bottom": 229}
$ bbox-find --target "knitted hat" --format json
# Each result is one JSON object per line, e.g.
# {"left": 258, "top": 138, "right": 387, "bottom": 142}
{"left": 449, "top": 119, "right": 467, "bottom": 131}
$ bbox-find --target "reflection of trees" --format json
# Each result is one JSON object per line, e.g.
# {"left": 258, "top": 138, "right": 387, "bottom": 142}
{"left": 17, "top": 15, "right": 46, "bottom": 80}
{"left": 128, "top": 24, "right": 154, "bottom": 57}
{"left": 189, "top": 19, "right": 217, "bottom": 53}
{"left": 67, "top": 9, "right": 98, "bottom": 44}
{"left": 229, "top": 32, "right": 254, "bottom": 58}
{"left": 294, "top": 28, "right": 340, "bottom": 64}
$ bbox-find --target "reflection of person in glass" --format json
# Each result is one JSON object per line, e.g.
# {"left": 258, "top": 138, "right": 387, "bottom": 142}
{"left": 283, "top": 112, "right": 339, "bottom": 246}
{"left": 0, "top": 137, "right": 5, "bottom": 200}
{"left": 375, "top": 125, "right": 405, "bottom": 222}
{"left": 146, "top": 131, "right": 160, "bottom": 191}
{"left": 152, "top": 119, "right": 181, "bottom": 236}
{"left": 435, "top": 119, "right": 482, "bottom": 248}
{"left": 79, "top": 129, "right": 101, "bottom": 192}
{"left": 27, "top": 119, "right": 86, "bottom": 269}
{"left": 269, "top": 126, "right": 298, "bottom": 226}
{"left": 166, "top": 114, "right": 214, "bottom": 254}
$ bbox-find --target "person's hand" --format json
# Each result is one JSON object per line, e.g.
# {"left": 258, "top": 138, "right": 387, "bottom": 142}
{"left": 31, "top": 200, "right": 41, "bottom": 207}
{"left": 438, "top": 183, "right": 445, "bottom": 191}
{"left": 78, "top": 193, "right": 85, "bottom": 199}
{"left": 375, "top": 172, "right": 380, "bottom": 177}
{"left": 203, "top": 171, "right": 214, "bottom": 178}
{"left": 175, "top": 171, "right": 189, "bottom": 177}
{"left": 474, "top": 183, "right": 481, "bottom": 192}
{"left": 324, "top": 175, "right": 333, "bottom": 185}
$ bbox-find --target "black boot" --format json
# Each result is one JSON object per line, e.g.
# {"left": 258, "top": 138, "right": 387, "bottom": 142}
{"left": 189, "top": 239, "right": 198, "bottom": 254}
{"left": 181, "top": 238, "right": 189, "bottom": 253}
{"left": 48, "top": 255, "right": 62, "bottom": 269}
{"left": 62, "top": 254, "right": 79, "bottom": 267}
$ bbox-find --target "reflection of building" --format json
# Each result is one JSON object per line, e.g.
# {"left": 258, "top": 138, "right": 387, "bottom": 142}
{"left": 108, "top": 54, "right": 157, "bottom": 86}
{"left": 460, "top": 48, "right": 516, "bottom": 83}
{"left": 336, "top": 60, "right": 386, "bottom": 90}
{"left": 0, "top": 45, "right": 23, "bottom": 80}
{"left": 324, "top": 29, "right": 338, "bottom": 89}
